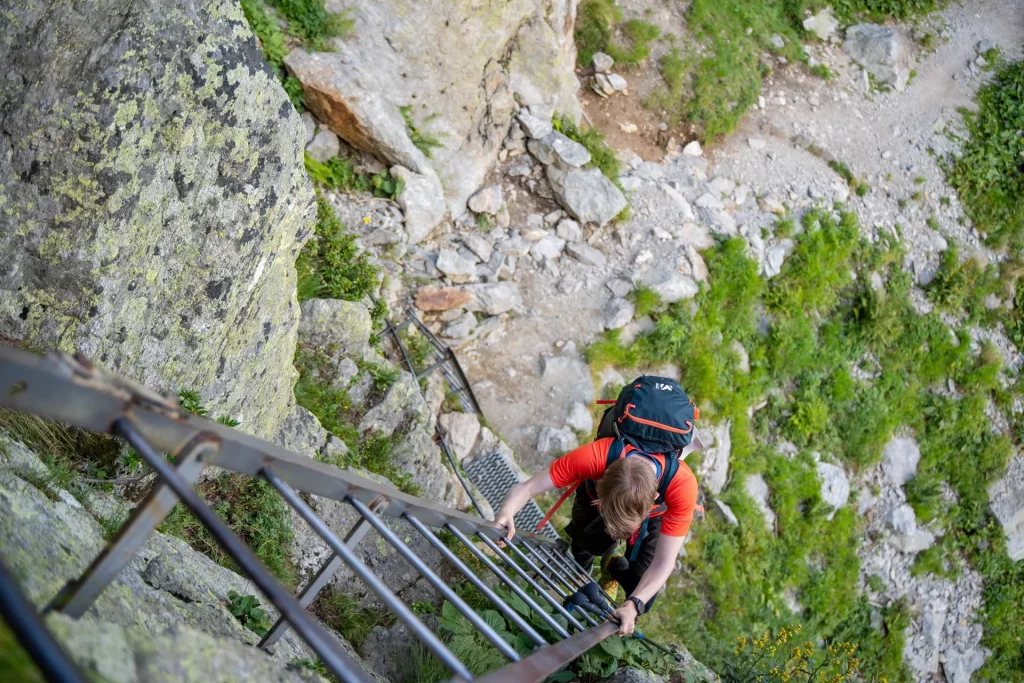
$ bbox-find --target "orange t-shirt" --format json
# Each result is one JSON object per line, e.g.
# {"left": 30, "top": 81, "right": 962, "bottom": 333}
{"left": 549, "top": 437, "right": 698, "bottom": 537}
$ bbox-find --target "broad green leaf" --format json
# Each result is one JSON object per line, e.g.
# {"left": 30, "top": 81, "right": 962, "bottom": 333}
{"left": 481, "top": 609, "right": 506, "bottom": 633}
{"left": 599, "top": 635, "right": 627, "bottom": 659}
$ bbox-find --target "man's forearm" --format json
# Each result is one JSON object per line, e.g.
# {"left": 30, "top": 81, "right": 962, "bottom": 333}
{"left": 629, "top": 555, "right": 674, "bottom": 604}
{"left": 628, "top": 534, "right": 685, "bottom": 604}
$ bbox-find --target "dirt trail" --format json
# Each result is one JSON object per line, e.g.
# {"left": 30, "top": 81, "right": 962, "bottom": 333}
{"left": 462, "top": 0, "right": 1024, "bottom": 473}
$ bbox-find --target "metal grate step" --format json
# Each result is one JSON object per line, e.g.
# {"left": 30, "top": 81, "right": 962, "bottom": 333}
{"left": 465, "top": 452, "right": 559, "bottom": 541}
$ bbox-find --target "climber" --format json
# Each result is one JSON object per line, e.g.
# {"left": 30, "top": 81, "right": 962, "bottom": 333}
{"left": 494, "top": 376, "right": 700, "bottom": 637}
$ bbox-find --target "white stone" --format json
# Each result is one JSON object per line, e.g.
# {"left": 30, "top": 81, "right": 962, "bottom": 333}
{"left": 803, "top": 9, "right": 839, "bottom": 40}
{"left": 516, "top": 112, "right": 554, "bottom": 140}
{"left": 816, "top": 461, "right": 850, "bottom": 519}
{"left": 605, "top": 298, "right": 635, "bottom": 330}
{"left": 682, "top": 140, "right": 703, "bottom": 156}
{"left": 989, "top": 453, "right": 1024, "bottom": 560}
{"left": 546, "top": 165, "right": 627, "bottom": 227}
{"left": 301, "top": 111, "right": 317, "bottom": 144}
{"left": 566, "top": 242, "right": 607, "bottom": 268}
{"left": 882, "top": 436, "right": 921, "bottom": 486}
{"left": 698, "top": 421, "right": 731, "bottom": 496}
{"left": 436, "top": 248, "right": 478, "bottom": 283}
{"left": 461, "top": 282, "right": 522, "bottom": 315}
{"left": 634, "top": 265, "right": 698, "bottom": 303}
{"left": 391, "top": 165, "right": 446, "bottom": 244}
{"left": 528, "top": 132, "right": 591, "bottom": 168}
{"left": 463, "top": 233, "right": 494, "bottom": 263}
{"left": 537, "top": 426, "right": 579, "bottom": 456}
{"left": 468, "top": 185, "right": 504, "bottom": 215}
{"left": 565, "top": 402, "right": 594, "bottom": 433}
{"left": 438, "top": 412, "right": 481, "bottom": 463}
{"left": 556, "top": 218, "right": 582, "bottom": 242}
{"left": 745, "top": 474, "right": 776, "bottom": 528}
{"left": 747, "top": 137, "right": 767, "bottom": 150}
{"left": 592, "top": 52, "right": 614, "bottom": 73}
{"left": 729, "top": 340, "right": 750, "bottom": 373}
{"left": 715, "top": 499, "right": 739, "bottom": 526}
{"left": 618, "top": 121, "right": 638, "bottom": 134}
{"left": 889, "top": 503, "right": 918, "bottom": 536}
{"left": 606, "top": 73, "right": 628, "bottom": 91}
{"left": 305, "top": 128, "right": 340, "bottom": 163}
{"left": 530, "top": 235, "right": 567, "bottom": 261}
{"left": 763, "top": 245, "right": 786, "bottom": 277}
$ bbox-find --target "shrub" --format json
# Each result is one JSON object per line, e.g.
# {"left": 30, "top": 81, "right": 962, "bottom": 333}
{"left": 267, "top": 0, "right": 352, "bottom": 48}
{"left": 943, "top": 56, "right": 1024, "bottom": 249}
{"left": 295, "top": 193, "right": 379, "bottom": 302}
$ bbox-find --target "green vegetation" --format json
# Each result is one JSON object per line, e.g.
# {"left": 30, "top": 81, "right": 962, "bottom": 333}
{"left": 629, "top": 286, "right": 663, "bottom": 317}
{"left": 314, "top": 588, "right": 395, "bottom": 645}
{"left": 584, "top": 206, "right": 1023, "bottom": 679}
{"left": 399, "top": 105, "right": 445, "bottom": 158}
{"left": 574, "top": 0, "right": 661, "bottom": 68}
{"left": 828, "top": 160, "right": 870, "bottom": 197}
{"left": 304, "top": 153, "right": 402, "bottom": 200}
{"left": 0, "top": 623, "right": 43, "bottom": 683}
{"left": 552, "top": 115, "right": 621, "bottom": 184}
{"left": 161, "top": 473, "right": 297, "bottom": 585}
{"left": 266, "top": 0, "right": 352, "bottom": 48}
{"left": 293, "top": 347, "right": 417, "bottom": 493}
{"left": 296, "top": 193, "right": 380, "bottom": 303}
{"left": 240, "top": 0, "right": 290, "bottom": 74}
{"left": 943, "top": 55, "right": 1024, "bottom": 249}
{"left": 653, "top": 0, "right": 942, "bottom": 139}
{"left": 226, "top": 591, "right": 273, "bottom": 637}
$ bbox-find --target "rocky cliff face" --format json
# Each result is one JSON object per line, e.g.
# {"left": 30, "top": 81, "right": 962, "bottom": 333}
{"left": 0, "top": 0, "right": 315, "bottom": 439}
{"left": 286, "top": 0, "right": 582, "bottom": 223}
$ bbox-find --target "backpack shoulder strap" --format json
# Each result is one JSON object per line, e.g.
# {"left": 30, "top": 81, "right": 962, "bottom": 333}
{"left": 605, "top": 437, "right": 626, "bottom": 467}
{"left": 656, "top": 454, "right": 680, "bottom": 503}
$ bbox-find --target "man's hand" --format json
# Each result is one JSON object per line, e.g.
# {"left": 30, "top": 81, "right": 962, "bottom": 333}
{"left": 610, "top": 601, "right": 638, "bottom": 636}
{"left": 494, "top": 507, "right": 516, "bottom": 545}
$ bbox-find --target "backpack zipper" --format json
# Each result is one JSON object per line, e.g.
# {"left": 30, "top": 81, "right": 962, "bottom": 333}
{"left": 620, "top": 403, "right": 692, "bottom": 434}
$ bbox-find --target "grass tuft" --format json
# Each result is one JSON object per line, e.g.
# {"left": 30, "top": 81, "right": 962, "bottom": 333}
{"left": 295, "top": 193, "right": 380, "bottom": 303}
{"left": 943, "top": 55, "right": 1024, "bottom": 249}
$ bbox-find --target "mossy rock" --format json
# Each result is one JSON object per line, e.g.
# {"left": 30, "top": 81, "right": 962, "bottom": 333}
{"left": 0, "top": 0, "right": 316, "bottom": 438}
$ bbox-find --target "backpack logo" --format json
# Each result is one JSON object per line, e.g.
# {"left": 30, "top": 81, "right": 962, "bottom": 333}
{"left": 655, "top": 383, "right": 673, "bottom": 391}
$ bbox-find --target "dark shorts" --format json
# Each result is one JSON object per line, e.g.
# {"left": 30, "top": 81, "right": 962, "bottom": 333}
{"left": 564, "top": 490, "right": 662, "bottom": 608}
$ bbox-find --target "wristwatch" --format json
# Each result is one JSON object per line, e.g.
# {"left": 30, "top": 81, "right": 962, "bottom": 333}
{"left": 626, "top": 596, "right": 646, "bottom": 615}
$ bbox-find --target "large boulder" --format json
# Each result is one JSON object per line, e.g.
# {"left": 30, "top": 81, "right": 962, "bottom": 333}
{"left": 286, "top": 0, "right": 580, "bottom": 217}
{"left": 0, "top": 0, "right": 314, "bottom": 439}
{"left": 989, "top": 453, "right": 1024, "bottom": 561}
{"left": 844, "top": 24, "right": 914, "bottom": 92}
{"left": 546, "top": 165, "right": 628, "bottom": 227}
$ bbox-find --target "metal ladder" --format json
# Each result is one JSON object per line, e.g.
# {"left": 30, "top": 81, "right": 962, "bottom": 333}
{"left": 0, "top": 346, "right": 622, "bottom": 683}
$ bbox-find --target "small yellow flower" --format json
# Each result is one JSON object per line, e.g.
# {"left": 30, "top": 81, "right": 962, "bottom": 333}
{"left": 363, "top": 216, "right": 371, "bottom": 224}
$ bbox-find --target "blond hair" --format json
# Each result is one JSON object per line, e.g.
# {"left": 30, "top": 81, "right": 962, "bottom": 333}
{"left": 595, "top": 457, "right": 657, "bottom": 540}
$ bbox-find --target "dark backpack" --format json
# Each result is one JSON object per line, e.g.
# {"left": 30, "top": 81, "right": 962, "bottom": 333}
{"left": 596, "top": 375, "right": 698, "bottom": 453}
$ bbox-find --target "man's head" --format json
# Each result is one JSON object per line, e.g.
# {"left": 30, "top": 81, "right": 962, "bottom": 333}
{"left": 595, "top": 457, "right": 658, "bottom": 540}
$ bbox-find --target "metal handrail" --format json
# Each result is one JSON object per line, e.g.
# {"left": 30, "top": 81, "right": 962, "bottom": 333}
{"left": 0, "top": 346, "right": 623, "bottom": 682}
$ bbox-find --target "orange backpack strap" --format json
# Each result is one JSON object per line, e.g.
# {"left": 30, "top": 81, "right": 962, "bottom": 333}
{"left": 535, "top": 481, "right": 580, "bottom": 533}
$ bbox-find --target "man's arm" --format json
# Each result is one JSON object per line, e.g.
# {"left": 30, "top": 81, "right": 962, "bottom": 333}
{"left": 610, "top": 533, "right": 684, "bottom": 635}
{"left": 493, "top": 468, "right": 557, "bottom": 540}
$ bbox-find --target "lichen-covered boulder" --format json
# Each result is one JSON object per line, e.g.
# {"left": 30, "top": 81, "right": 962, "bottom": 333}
{"left": 0, "top": 0, "right": 315, "bottom": 439}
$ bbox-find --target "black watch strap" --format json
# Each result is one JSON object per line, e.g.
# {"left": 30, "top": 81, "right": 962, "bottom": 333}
{"left": 626, "top": 596, "right": 645, "bottom": 615}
